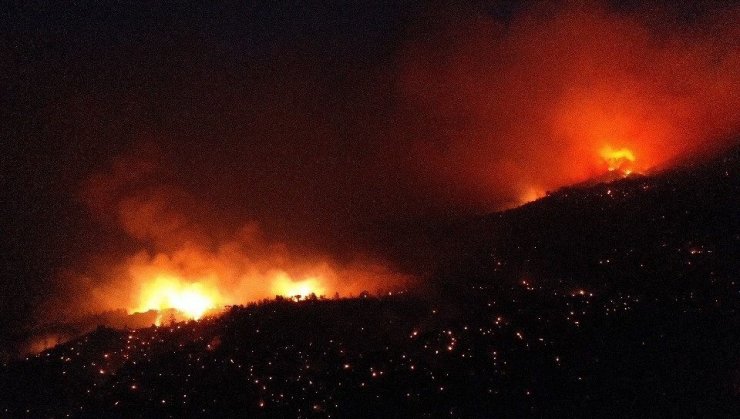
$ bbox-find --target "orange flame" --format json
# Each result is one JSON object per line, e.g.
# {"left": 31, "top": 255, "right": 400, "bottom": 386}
{"left": 133, "top": 276, "right": 222, "bottom": 320}
{"left": 517, "top": 186, "right": 546, "bottom": 206}
{"left": 600, "top": 146, "right": 636, "bottom": 173}
{"left": 271, "top": 273, "right": 326, "bottom": 300}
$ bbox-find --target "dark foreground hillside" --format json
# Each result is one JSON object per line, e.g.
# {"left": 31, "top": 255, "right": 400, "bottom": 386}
{"left": 1, "top": 146, "right": 738, "bottom": 418}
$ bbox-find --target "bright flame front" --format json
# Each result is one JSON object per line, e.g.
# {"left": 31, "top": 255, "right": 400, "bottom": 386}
{"left": 271, "top": 275, "right": 326, "bottom": 300}
{"left": 134, "top": 276, "right": 221, "bottom": 320}
{"left": 600, "top": 146, "right": 636, "bottom": 173}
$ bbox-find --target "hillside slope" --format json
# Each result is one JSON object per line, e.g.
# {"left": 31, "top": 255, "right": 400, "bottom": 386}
{"left": 442, "top": 143, "right": 739, "bottom": 297}
{"left": 1, "top": 145, "right": 738, "bottom": 417}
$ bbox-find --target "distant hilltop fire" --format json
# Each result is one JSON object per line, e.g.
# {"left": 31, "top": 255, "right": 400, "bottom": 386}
{"left": 600, "top": 146, "right": 636, "bottom": 175}
{"left": 132, "top": 272, "right": 330, "bottom": 325}
{"left": 47, "top": 150, "right": 414, "bottom": 332}
{"left": 133, "top": 276, "right": 222, "bottom": 322}
{"left": 517, "top": 145, "right": 640, "bottom": 205}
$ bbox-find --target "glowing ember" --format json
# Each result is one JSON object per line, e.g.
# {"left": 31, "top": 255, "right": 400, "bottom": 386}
{"left": 271, "top": 274, "right": 326, "bottom": 300}
{"left": 600, "top": 146, "right": 636, "bottom": 173}
{"left": 133, "top": 276, "right": 221, "bottom": 320}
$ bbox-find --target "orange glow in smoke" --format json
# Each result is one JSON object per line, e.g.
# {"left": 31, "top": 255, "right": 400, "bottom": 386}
{"left": 516, "top": 145, "right": 639, "bottom": 206}
{"left": 518, "top": 186, "right": 547, "bottom": 205}
{"left": 133, "top": 276, "right": 222, "bottom": 320}
{"left": 600, "top": 146, "right": 636, "bottom": 173}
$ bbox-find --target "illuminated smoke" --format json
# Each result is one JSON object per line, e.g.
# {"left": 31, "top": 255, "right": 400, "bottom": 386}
{"left": 398, "top": 2, "right": 740, "bottom": 209}
{"left": 35, "top": 1, "right": 740, "bottom": 322}
{"left": 51, "top": 150, "right": 412, "bottom": 320}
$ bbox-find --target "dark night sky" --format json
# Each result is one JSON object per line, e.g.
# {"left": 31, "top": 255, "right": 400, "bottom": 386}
{"left": 1, "top": 1, "right": 739, "bottom": 338}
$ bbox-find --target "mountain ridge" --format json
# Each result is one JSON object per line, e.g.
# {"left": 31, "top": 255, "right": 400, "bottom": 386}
{"left": 1, "top": 143, "right": 738, "bottom": 416}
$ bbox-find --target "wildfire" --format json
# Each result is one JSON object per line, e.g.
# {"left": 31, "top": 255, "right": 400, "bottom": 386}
{"left": 518, "top": 186, "right": 546, "bottom": 205}
{"left": 271, "top": 274, "right": 326, "bottom": 300}
{"left": 133, "top": 276, "right": 222, "bottom": 320}
{"left": 600, "top": 146, "right": 636, "bottom": 174}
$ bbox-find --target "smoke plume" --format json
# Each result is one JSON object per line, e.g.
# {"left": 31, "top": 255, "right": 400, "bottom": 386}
{"left": 11, "top": 1, "right": 739, "bottom": 325}
{"left": 397, "top": 2, "right": 740, "bottom": 208}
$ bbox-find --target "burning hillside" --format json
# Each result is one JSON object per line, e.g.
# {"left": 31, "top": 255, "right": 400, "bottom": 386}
{"left": 399, "top": 2, "right": 740, "bottom": 209}
{"left": 38, "top": 150, "right": 412, "bottom": 328}
{"left": 2, "top": 0, "right": 739, "bottom": 377}
{"left": 600, "top": 146, "right": 636, "bottom": 175}
{"left": 3, "top": 143, "right": 737, "bottom": 416}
